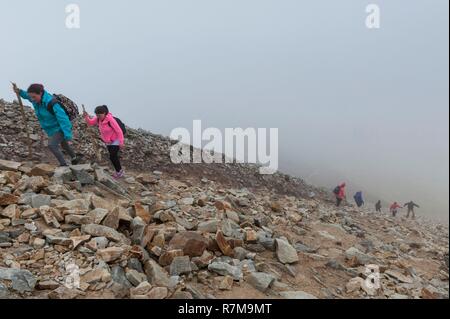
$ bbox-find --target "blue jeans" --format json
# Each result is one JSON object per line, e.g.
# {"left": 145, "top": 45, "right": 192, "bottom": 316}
{"left": 48, "top": 131, "right": 76, "bottom": 166}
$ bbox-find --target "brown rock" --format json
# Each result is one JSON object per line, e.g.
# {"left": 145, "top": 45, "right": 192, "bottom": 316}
{"left": 70, "top": 234, "right": 91, "bottom": 249}
{"left": 244, "top": 228, "right": 257, "bottom": 243}
{"left": 148, "top": 201, "right": 167, "bottom": 215}
{"left": 152, "top": 233, "right": 165, "bottom": 248}
{"left": 96, "top": 247, "right": 126, "bottom": 262}
{"left": 168, "top": 231, "right": 209, "bottom": 257}
{"left": 0, "top": 193, "right": 19, "bottom": 206}
{"left": 159, "top": 249, "right": 184, "bottom": 266}
{"left": 0, "top": 159, "right": 22, "bottom": 171}
{"left": 102, "top": 207, "right": 120, "bottom": 230}
{"left": 270, "top": 201, "right": 282, "bottom": 213}
{"left": 215, "top": 201, "right": 231, "bottom": 211}
{"left": 1, "top": 204, "right": 20, "bottom": 218}
{"left": 30, "top": 163, "right": 55, "bottom": 177}
{"left": 216, "top": 230, "right": 234, "bottom": 257}
{"left": 136, "top": 174, "right": 158, "bottom": 185}
{"left": 135, "top": 202, "right": 152, "bottom": 224}
{"left": 39, "top": 206, "right": 61, "bottom": 228}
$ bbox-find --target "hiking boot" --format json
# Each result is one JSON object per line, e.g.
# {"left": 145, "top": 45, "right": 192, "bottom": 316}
{"left": 71, "top": 156, "right": 81, "bottom": 165}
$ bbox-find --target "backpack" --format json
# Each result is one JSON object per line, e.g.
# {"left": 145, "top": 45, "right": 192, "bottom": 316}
{"left": 47, "top": 94, "right": 79, "bottom": 121}
{"left": 107, "top": 117, "right": 127, "bottom": 135}
{"left": 333, "top": 186, "right": 340, "bottom": 195}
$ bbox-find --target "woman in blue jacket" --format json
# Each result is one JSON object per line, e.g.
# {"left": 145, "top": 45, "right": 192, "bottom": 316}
{"left": 12, "top": 83, "right": 80, "bottom": 166}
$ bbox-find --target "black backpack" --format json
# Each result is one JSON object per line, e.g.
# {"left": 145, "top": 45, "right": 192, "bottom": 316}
{"left": 333, "top": 186, "right": 341, "bottom": 195}
{"left": 47, "top": 94, "right": 80, "bottom": 121}
{"left": 108, "top": 117, "right": 127, "bottom": 135}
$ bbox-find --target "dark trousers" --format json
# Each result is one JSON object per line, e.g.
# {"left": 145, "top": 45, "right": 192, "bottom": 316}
{"left": 107, "top": 145, "right": 122, "bottom": 172}
{"left": 48, "top": 131, "right": 76, "bottom": 166}
{"left": 336, "top": 197, "right": 343, "bottom": 207}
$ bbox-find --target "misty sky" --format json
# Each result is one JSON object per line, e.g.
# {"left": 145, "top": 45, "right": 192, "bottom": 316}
{"left": 1, "top": 0, "right": 448, "bottom": 221}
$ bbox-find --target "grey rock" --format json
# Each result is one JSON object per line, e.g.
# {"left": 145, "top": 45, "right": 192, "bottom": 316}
{"left": 53, "top": 166, "right": 73, "bottom": 183}
{"left": 111, "top": 265, "right": 132, "bottom": 288}
{"left": 0, "top": 267, "right": 37, "bottom": 293}
{"left": 208, "top": 262, "right": 243, "bottom": 281}
{"left": 81, "top": 224, "right": 128, "bottom": 243}
{"left": 275, "top": 239, "right": 299, "bottom": 264}
{"left": 144, "top": 259, "right": 170, "bottom": 287}
{"left": 128, "top": 258, "right": 144, "bottom": 273}
{"left": 246, "top": 272, "right": 276, "bottom": 292}
{"left": 197, "top": 219, "right": 219, "bottom": 233}
{"left": 31, "top": 194, "right": 51, "bottom": 208}
{"left": 345, "top": 247, "right": 374, "bottom": 265}
{"left": 170, "top": 256, "right": 192, "bottom": 276}
{"left": 131, "top": 217, "right": 146, "bottom": 245}
{"left": 125, "top": 269, "right": 147, "bottom": 287}
{"left": 294, "top": 242, "right": 317, "bottom": 253}
{"left": 257, "top": 231, "right": 275, "bottom": 251}
{"left": 233, "top": 247, "right": 250, "bottom": 261}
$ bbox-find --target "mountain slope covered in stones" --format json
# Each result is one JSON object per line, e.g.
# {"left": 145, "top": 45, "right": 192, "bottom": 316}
{"left": 0, "top": 98, "right": 448, "bottom": 299}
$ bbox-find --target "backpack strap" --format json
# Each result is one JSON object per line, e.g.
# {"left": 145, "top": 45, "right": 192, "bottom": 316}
{"left": 47, "top": 98, "right": 58, "bottom": 115}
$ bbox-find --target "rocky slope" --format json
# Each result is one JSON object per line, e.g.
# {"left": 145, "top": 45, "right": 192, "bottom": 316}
{"left": 0, "top": 98, "right": 448, "bottom": 299}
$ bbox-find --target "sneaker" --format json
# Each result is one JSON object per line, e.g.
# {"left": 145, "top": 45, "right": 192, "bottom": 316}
{"left": 113, "top": 169, "right": 124, "bottom": 179}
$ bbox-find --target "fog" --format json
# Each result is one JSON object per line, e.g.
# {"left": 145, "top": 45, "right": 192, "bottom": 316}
{"left": 1, "top": 0, "right": 448, "bottom": 221}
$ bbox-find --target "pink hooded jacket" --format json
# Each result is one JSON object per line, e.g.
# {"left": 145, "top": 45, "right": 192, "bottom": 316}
{"left": 84, "top": 113, "right": 124, "bottom": 146}
{"left": 337, "top": 183, "right": 346, "bottom": 199}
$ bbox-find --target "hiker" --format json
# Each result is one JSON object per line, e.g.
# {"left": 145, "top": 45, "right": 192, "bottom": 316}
{"left": 353, "top": 191, "right": 364, "bottom": 208}
{"left": 390, "top": 202, "right": 402, "bottom": 217}
{"left": 83, "top": 105, "right": 125, "bottom": 179}
{"left": 12, "top": 83, "right": 80, "bottom": 166}
{"left": 375, "top": 200, "right": 382, "bottom": 212}
{"left": 404, "top": 201, "right": 420, "bottom": 219}
{"left": 333, "top": 183, "right": 346, "bottom": 207}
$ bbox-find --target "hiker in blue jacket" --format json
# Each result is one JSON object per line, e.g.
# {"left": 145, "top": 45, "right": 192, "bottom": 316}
{"left": 353, "top": 191, "right": 364, "bottom": 208}
{"left": 12, "top": 83, "right": 80, "bottom": 166}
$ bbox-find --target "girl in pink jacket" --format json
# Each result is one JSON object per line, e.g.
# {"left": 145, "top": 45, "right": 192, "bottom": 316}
{"left": 84, "top": 105, "right": 125, "bottom": 178}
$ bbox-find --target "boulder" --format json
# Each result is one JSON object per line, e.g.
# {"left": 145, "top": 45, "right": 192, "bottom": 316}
{"left": 275, "top": 239, "right": 299, "bottom": 264}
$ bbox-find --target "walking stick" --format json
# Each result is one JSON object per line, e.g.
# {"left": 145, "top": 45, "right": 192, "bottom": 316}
{"left": 11, "top": 82, "right": 33, "bottom": 159}
{"left": 82, "top": 104, "right": 102, "bottom": 162}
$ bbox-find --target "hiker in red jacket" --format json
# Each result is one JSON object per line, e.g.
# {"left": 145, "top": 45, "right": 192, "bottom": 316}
{"left": 333, "top": 183, "right": 346, "bottom": 207}
{"left": 390, "top": 202, "right": 402, "bottom": 217}
{"left": 84, "top": 105, "right": 125, "bottom": 179}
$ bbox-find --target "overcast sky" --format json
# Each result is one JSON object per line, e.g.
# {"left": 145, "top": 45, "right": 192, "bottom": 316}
{"left": 1, "top": 0, "right": 448, "bottom": 221}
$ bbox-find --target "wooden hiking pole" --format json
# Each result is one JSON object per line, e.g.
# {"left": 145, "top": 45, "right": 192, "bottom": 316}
{"left": 12, "top": 82, "right": 33, "bottom": 159}
{"left": 82, "top": 104, "right": 102, "bottom": 162}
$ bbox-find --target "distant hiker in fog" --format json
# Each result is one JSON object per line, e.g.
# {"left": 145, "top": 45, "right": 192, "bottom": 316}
{"left": 404, "top": 201, "right": 420, "bottom": 219}
{"left": 390, "top": 202, "right": 402, "bottom": 217}
{"left": 375, "top": 200, "right": 382, "bottom": 212}
{"left": 83, "top": 105, "right": 125, "bottom": 179}
{"left": 333, "top": 183, "right": 346, "bottom": 207}
{"left": 12, "top": 83, "right": 80, "bottom": 166}
{"left": 353, "top": 191, "right": 364, "bottom": 208}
